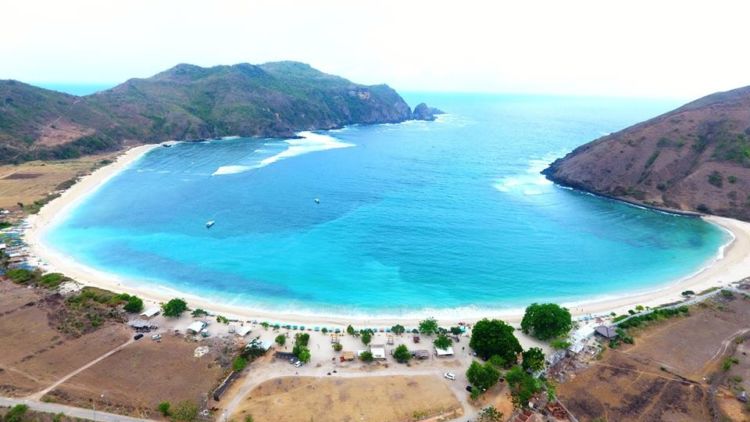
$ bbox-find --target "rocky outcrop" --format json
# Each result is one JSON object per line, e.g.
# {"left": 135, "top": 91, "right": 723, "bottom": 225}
{"left": 543, "top": 85, "right": 750, "bottom": 221}
{"left": 412, "top": 102, "right": 445, "bottom": 121}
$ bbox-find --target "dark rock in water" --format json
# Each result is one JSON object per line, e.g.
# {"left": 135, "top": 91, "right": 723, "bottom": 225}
{"left": 412, "top": 103, "right": 444, "bottom": 121}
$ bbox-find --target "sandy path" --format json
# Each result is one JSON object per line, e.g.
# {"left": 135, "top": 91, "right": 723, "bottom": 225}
{"left": 22, "top": 143, "right": 750, "bottom": 328}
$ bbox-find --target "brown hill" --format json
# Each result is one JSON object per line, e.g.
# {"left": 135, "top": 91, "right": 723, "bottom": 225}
{"left": 0, "top": 61, "right": 430, "bottom": 164}
{"left": 543, "top": 85, "right": 750, "bottom": 220}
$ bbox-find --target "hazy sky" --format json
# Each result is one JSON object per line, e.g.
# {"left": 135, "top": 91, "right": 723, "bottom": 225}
{"left": 3, "top": 0, "right": 749, "bottom": 98}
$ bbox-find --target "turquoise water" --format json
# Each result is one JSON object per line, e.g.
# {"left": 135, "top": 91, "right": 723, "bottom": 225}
{"left": 44, "top": 93, "right": 729, "bottom": 316}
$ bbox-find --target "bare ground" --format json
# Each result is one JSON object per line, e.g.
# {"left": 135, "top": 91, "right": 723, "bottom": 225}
{"left": 230, "top": 375, "right": 463, "bottom": 422}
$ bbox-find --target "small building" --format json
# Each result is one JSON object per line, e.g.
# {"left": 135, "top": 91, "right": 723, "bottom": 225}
{"left": 331, "top": 333, "right": 340, "bottom": 344}
{"left": 128, "top": 319, "right": 156, "bottom": 332}
{"left": 235, "top": 325, "right": 252, "bottom": 337}
{"left": 340, "top": 351, "right": 356, "bottom": 362}
{"left": 434, "top": 346, "right": 454, "bottom": 357}
{"left": 187, "top": 320, "right": 208, "bottom": 334}
{"left": 594, "top": 325, "right": 618, "bottom": 340}
{"left": 412, "top": 349, "right": 430, "bottom": 360}
{"left": 413, "top": 335, "right": 420, "bottom": 343}
{"left": 141, "top": 307, "right": 160, "bottom": 318}
{"left": 370, "top": 344, "right": 387, "bottom": 360}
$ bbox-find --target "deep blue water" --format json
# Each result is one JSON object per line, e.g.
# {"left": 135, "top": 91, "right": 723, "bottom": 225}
{"left": 43, "top": 93, "right": 729, "bottom": 316}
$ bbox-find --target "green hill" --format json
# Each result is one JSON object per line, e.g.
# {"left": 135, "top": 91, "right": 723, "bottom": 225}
{"left": 0, "top": 61, "right": 425, "bottom": 163}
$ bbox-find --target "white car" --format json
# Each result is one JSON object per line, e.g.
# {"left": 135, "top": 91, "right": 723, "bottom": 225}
{"left": 294, "top": 361, "right": 303, "bottom": 368}
{"left": 443, "top": 372, "right": 456, "bottom": 380}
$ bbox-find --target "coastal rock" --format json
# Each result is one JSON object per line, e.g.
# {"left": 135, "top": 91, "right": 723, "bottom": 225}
{"left": 543, "top": 84, "right": 750, "bottom": 221}
{"left": 412, "top": 102, "right": 444, "bottom": 121}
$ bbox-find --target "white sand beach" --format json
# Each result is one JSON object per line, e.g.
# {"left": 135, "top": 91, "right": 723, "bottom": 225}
{"left": 23, "top": 144, "right": 750, "bottom": 328}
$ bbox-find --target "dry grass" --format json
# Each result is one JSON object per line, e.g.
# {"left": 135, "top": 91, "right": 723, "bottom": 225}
{"left": 0, "top": 153, "right": 116, "bottom": 210}
{"left": 44, "top": 334, "right": 227, "bottom": 419}
{"left": 558, "top": 296, "right": 750, "bottom": 421}
{"left": 0, "top": 282, "right": 130, "bottom": 397}
{"left": 231, "top": 375, "right": 462, "bottom": 422}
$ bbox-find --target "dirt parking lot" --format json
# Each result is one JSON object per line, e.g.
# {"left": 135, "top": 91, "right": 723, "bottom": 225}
{"left": 230, "top": 375, "right": 462, "bottom": 422}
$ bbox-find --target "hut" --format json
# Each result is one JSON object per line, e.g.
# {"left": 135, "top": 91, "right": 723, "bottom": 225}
{"left": 594, "top": 325, "right": 618, "bottom": 340}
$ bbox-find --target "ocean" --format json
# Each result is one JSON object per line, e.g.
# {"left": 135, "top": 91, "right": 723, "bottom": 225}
{"left": 42, "top": 93, "right": 730, "bottom": 317}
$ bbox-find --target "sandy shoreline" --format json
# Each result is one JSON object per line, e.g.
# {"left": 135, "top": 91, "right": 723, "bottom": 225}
{"left": 23, "top": 144, "right": 750, "bottom": 328}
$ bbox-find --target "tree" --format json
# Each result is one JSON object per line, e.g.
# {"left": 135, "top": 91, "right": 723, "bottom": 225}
{"left": 157, "top": 401, "right": 171, "bottom": 417}
{"left": 233, "top": 356, "right": 248, "bottom": 371}
{"left": 332, "top": 342, "right": 343, "bottom": 352}
{"left": 295, "top": 332, "right": 310, "bottom": 346}
{"left": 190, "top": 308, "right": 207, "bottom": 318}
{"left": 391, "top": 324, "right": 405, "bottom": 335}
{"left": 419, "top": 318, "right": 439, "bottom": 335}
{"left": 506, "top": 366, "right": 543, "bottom": 408}
{"left": 170, "top": 400, "right": 198, "bottom": 421}
{"left": 466, "top": 361, "right": 500, "bottom": 392}
{"left": 123, "top": 295, "right": 144, "bottom": 313}
{"left": 346, "top": 325, "right": 355, "bottom": 335}
{"left": 450, "top": 326, "right": 463, "bottom": 335}
{"left": 293, "top": 344, "right": 311, "bottom": 363}
{"left": 360, "top": 350, "right": 374, "bottom": 362}
{"left": 361, "top": 329, "right": 372, "bottom": 345}
{"left": 244, "top": 416, "right": 255, "bottom": 422}
{"left": 434, "top": 334, "right": 453, "bottom": 350}
{"left": 162, "top": 298, "right": 187, "bottom": 317}
{"left": 469, "top": 318, "right": 522, "bottom": 364}
{"left": 520, "top": 303, "right": 572, "bottom": 341}
{"left": 477, "top": 406, "right": 503, "bottom": 422}
{"left": 393, "top": 344, "right": 411, "bottom": 363}
{"left": 216, "top": 315, "right": 229, "bottom": 324}
{"left": 275, "top": 334, "right": 286, "bottom": 346}
{"left": 522, "top": 347, "right": 545, "bottom": 372}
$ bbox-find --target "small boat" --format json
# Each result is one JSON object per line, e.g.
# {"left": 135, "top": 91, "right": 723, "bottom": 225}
{"left": 206, "top": 220, "right": 215, "bottom": 229}
{"left": 314, "top": 198, "right": 320, "bottom": 204}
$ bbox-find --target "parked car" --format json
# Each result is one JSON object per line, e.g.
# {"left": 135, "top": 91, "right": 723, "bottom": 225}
{"left": 465, "top": 385, "right": 473, "bottom": 392}
{"left": 134, "top": 333, "right": 144, "bottom": 340}
{"left": 294, "top": 361, "right": 303, "bottom": 368}
{"left": 444, "top": 372, "right": 456, "bottom": 380}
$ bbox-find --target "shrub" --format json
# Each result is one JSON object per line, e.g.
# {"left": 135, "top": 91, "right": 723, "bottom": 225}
{"left": 505, "top": 366, "right": 543, "bottom": 408}
{"left": 708, "top": 171, "right": 723, "bottom": 188}
{"left": 161, "top": 298, "right": 187, "bottom": 317}
{"left": 521, "top": 347, "right": 545, "bottom": 372}
{"left": 550, "top": 338, "right": 571, "bottom": 350}
{"left": 39, "top": 272, "right": 65, "bottom": 288}
{"left": 418, "top": 318, "right": 439, "bottom": 335}
{"left": 434, "top": 334, "right": 453, "bottom": 350}
{"left": 6, "top": 268, "right": 35, "bottom": 284}
{"left": 332, "top": 342, "right": 343, "bottom": 352}
{"left": 157, "top": 401, "right": 171, "bottom": 416}
{"left": 233, "top": 356, "right": 248, "bottom": 371}
{"left": 393, "top": 344, "right": 411, "bottom": 363}
{"left": 477, "top": 406, "right": 503, "bottom": 422}
{"left": 170, "top": 400, "right": 198, "bottom": 421}
{"left": 216, "top": 315, "right": 229, "bottom": 324}
{"left": 346, "top": 325, "right": 355, "bottom": 335}
{"left": 681, "top": 290, "right": 695, "bottom": 296}
{"left": 488, "top": 355, "right": 507, "bottom": 368}
{"left": 189, "top": 308, "right": 207, "bottom": 317}
{"left": 466, "top": 360, "right": 500, "bottom": 392}
{"left": 391, "top": 324, "right": 405, "bottom": 335}
{"left": 360, "top": 350, "right": 374, "bottom": 362}
{"left": 295, "top": 332, "right": 310, "bottom": 346}
{"left": 5, "top": 404, "right": 29, "bottom": 422}
{"left": 293, "top": 344, "right": 311, "bottom": 363}
{"left": 275, "top": 334, "right": 286, "bottom": 346}
{"left": 721, "top": 289, "right": 735, "bottom": 299}
{"left": 360, "top": 329, "right": 372, "bottom": 345}
{"left": 123, "top": 295, "right": 144, "bottom": 313}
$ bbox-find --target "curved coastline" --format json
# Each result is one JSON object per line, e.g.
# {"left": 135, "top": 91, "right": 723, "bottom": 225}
{"left": 24, "top": 144, "right": 750, "bottom": 327}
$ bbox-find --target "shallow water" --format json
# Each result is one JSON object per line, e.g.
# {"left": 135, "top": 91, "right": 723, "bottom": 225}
{"left": 44, "top": 93, "right": 729, "bottom": 316}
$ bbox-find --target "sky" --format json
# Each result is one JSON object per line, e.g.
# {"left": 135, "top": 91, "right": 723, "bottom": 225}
{"left": 3, "top": 0, "right": 750, "bottom": 98}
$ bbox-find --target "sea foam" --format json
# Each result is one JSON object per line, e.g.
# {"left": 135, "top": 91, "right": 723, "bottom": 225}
{"left": 212, "top": 131, "right": 353, "bottom": 176}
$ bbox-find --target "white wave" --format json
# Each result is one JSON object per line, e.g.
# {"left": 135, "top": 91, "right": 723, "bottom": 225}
{"left": 494, "top": 156, "right": 555, "bottom": 195}
{"left": 212, "top": 131, "right": 354, "bottom": 176}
